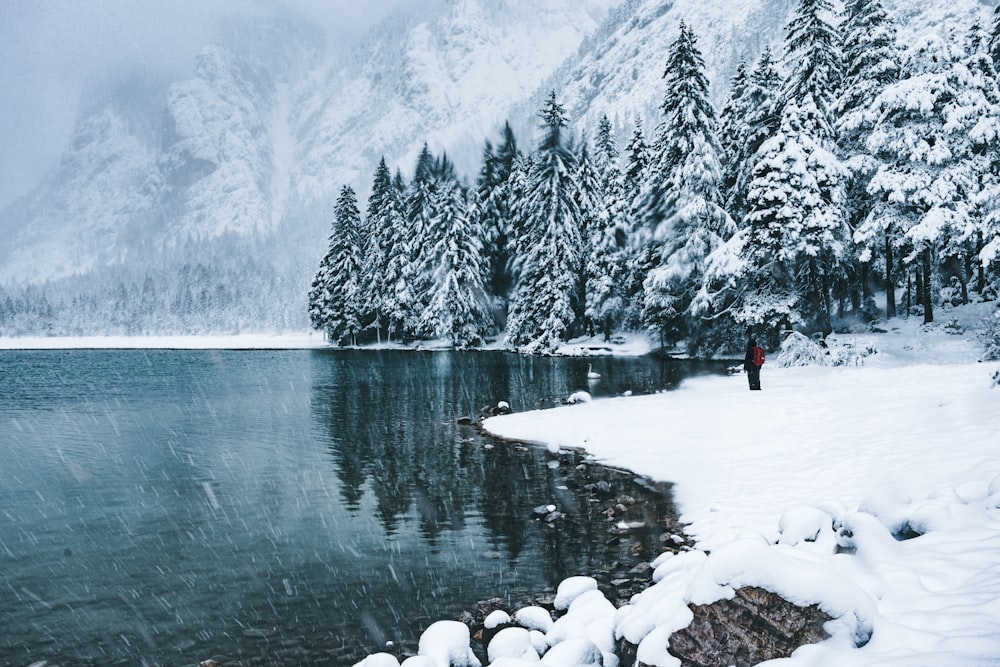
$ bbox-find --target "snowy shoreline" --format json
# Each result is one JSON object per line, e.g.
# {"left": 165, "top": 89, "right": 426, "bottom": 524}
{"left": 0, "top": 332, "right": 330, "bottom": 350}
{"left": 475, "top": 318, "right": 1000, "bottom": 665}
{"left": 0, "top": 331, "right": 655, "bottom": 356}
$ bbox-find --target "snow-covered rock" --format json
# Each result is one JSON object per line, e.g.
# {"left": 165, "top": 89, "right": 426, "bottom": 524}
{"left": 538, "top": 637, "right": 604, "bottom": 665}
{"left": 553, "top": 576, "right": 598, "bottom": 611}
{"left": 353, "top": 653, "right": 401, "bottom": 667}
{"left": 418, "top": 620, "right": 482, "bottom": 667}
{"left": 512, "top": 606, "right": 553, "bottom": 633}
{"left": 484, "top": 609, "right": 513, "bottom": 630}
{"left": 487, "top": 627, "right": 541, "bottom": 663}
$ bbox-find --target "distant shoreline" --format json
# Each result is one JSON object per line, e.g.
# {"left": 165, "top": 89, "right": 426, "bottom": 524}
{"left": 0, "top": 332, "right": 655, "bottom": 356}
{"left": 0, "top": 333, "right": 328, "bottom": 350}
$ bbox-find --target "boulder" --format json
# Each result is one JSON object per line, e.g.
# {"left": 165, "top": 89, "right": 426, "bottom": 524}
{"left": 620, "top": 586, "right": 832, "bottom": 667}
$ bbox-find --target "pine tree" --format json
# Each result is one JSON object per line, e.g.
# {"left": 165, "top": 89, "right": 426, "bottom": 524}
{"left": 623, "top": 116, "right": 650, "bottom": 224}
{"left": 309, "top": 185, "right": 364, "bottom": 345}
{"left": 719, "top": 59, "right": 749, "bottom": 208}
{"left": 362, "top": 158, "right": 404, "bottom": 341}
{"left": 381, "top": 169, "right": 411, "bottom": 340}
{"left": 477, "top": 122, "right": 520, "bottom": 304}
{"left": 991, "top": 4, "right": 1000, "bottom": 71}
{"left": 641, "top": 21, "right": 735, "bottom": 347}
{"left": 835, "top": 0, "right": 902, "bottom": 317}
{"left": 575, "top": 138, "right": 602, "bottom": 331}
{"left": 586, "top": 115, "right": 629, "bottom": 339}
{"left": 983, "top": 9, "right": 1000, "bottom": 289}
{"left": 308, "top": 247, "right": 332, "bottom": 335}
{"left": 721, "top": 48, "right": 783, "bottom": 227}
{"left": 866, "top": 33, "right": 992, "bottom": 323}
{"left": 768, "top": 0, "right": 847, "bottom": 336}
{"left": 956, "top": 21, "right": 1000, "bottom": 301}
{"left": 783, "top": 0, "right": 842, "bottom": 139}
{"left": 505, "top": 92, "right": 583, "bottom": 353}
{"left": 738, "top": 102, "right": 847, "bottom": 341}
{"left": 421, "top": 167, "right": 494, "bottom": 348}
{"left": 402, "top": 144, "right": 438, "bottom": 338}
{"left": 621, "top": 117, "right": 651, "bottom": 327}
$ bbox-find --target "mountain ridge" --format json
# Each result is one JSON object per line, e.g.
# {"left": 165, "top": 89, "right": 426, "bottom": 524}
{"left": 0, "top": 0, "right": 990, "bottom": 332}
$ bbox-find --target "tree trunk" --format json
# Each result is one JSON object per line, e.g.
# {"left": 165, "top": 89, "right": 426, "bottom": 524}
{"left": 820, "top": 268, "right": 832, "bottom": 337}
{"left": 976, "top": 231, "right": 986, "bottom": 296}
{"left": 885, "top": 235, "right": 896, "bottom": 319}
{"left": 921, "top": 247, "right": 933, "bottom": 324}
{"left": 861, "top": 261, "right": 870, "bottom": 300}
{"left": 958, "top": 259, "right": 969, "bottom": 305}
{"left": 906, "top": 271, "right": 911, "bottom": 314}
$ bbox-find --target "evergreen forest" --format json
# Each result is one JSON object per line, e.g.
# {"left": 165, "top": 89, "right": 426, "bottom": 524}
{"left": 309, "top": 1, "right": 1000, "bottom": 355}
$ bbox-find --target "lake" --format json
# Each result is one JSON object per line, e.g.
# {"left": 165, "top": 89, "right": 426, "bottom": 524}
{"left": 0, "top": 349, "right": 726, "bottom": 665}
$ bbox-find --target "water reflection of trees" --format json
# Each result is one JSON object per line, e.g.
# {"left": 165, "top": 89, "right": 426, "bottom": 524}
{"left": 310, "top": 352, "right": 572, "bottom": 544}
{"left": 309, "top": 350, "right": 700, "bottom": 581}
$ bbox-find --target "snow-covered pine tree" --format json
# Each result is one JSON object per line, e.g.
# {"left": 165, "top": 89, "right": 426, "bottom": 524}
{"left": 505, "top": 152, "right": 533, "bottom": 291}
{"left": 954, "top": 21, "right": 1000, "bottom": 302}
{"left": 783, "top": 0, "right": 842, "bottom": 139}
{"left": 866, "top": 33, "right": 998, "bottom": 323}
{"left": 401, "top": 144, "right": 438, "bottom": 339}
{"left": 982, "top": 13, "right": 1000, "bottom": 294}
{"left": 362, "top": 157, "right": 403, "bottom": 342}
{"left": 420, "top": 165, "right": 494, "bottom": 348}
{"left": 308, "top": 240, "right": 333, "bottom": 336}
{"left": 575, "top": 138, "right": 602, "bottom": 331}
{"left": 620, "top": 117, "right": 652, "bottom": 327}
{"left": 623, "top": 116, "right": 650, "bottom": 216}
{"left": 836, "top": 0, "right": 901, "bottom": 318}
{"left": 721, "top": 48, "right": 783, "bottom": 230}
{"left": 991, "top": 4, "right": 1000, "bottom": 71}
{"left": 477, "top": 122, "right": 520, "bottom": 306}
{"left": 641, "top": 21, "right": 735, "bottom": 348}
{"left": 309, "top": 185, "right": 364, "bottom": 345}
{"left": 586, "top": 115, "right": 629, "bottom": 340}
{"left": 719, "top": 59, "right": 749, "bottom": 210}
{"left": 505, "top": 92, "right": 583, "bottom": 353}
{"left": 771, "top": 0, "right": 848, "bottom": 336}
{"left": 738, "top": 102, "right": 847, "bottom": 342}
{"left": 381, "top": 169, "right": 411, "bottom": 340}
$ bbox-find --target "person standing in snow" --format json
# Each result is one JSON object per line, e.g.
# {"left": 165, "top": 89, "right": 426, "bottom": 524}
{"left": 744, "top": 335, "right": 764, "bottom": 390}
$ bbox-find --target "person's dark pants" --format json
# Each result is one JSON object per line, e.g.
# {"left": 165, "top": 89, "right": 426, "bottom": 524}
{"left": 747, "top": 366, "right": 761, "bottom": 390}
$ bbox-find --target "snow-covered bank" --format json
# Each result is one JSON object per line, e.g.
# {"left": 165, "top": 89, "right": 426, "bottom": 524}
{"left": 0, "top": 332, "right": 329, "bottom": 350}
{"left": 479, "top": 322, "right": 1000, "bottom": 665}
{"left": 0, "top": 331, "right": 655, "bottom": 355}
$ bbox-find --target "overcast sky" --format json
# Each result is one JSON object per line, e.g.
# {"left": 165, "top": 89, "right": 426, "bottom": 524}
{"left": 0, "top": 0, "right": 410, "bottom": 211}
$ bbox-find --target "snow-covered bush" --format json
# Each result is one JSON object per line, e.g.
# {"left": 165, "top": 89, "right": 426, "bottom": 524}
{"left": 831, "top": 342, "right": 878, "bottom": 367}
{"left": 775, "top": 332, "right": 829, "bottom": 367}
{"left": 943, "top": 317, "right": 965, "bottom": 335}
{"left": 939, "top": 278, "right": 963, "bottom": 307}
{"left": 776, "top": 331, "right": 877, "bottom": 367}
{"left": 980, "top": 309, "right": 1000, "bottom": 361}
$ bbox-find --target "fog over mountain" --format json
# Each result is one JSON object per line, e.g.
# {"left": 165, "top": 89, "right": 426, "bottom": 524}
{"left": 0, "top": 0, "right": 989, "bottom": 334}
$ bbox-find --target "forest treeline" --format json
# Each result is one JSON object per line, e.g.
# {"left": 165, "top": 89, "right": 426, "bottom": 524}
{"left": 309, "top": 0, "right": 1000, "bottom": 354}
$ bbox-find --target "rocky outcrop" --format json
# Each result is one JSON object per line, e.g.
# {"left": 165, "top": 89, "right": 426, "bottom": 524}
{"left": 619, "top": 586, "right": 832, "bottom": 667}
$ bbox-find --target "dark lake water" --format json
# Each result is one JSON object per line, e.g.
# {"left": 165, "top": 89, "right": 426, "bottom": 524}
{"left": 0, "top": 349, "right": 726, "bottom": 666}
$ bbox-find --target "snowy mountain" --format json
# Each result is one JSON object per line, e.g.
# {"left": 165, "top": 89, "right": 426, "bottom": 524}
{"left": 0, "top": 0, "right": 990, "bottom": 333}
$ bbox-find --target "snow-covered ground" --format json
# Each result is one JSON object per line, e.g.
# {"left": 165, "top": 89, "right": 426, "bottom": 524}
{"left": 472, "top": 307, "right": 1000, "bottom": 666}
